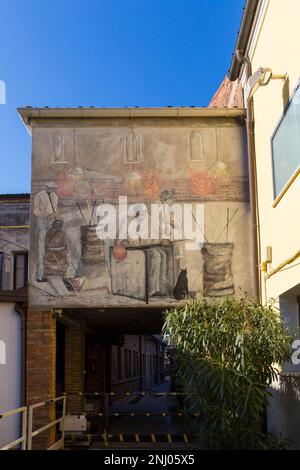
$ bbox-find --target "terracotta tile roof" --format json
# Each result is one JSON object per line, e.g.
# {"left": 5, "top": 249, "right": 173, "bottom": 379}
{"left": 209, "top": 76, "right": 244, "bottom": 108}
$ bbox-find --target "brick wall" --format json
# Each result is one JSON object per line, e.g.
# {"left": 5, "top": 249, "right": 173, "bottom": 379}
{"left": 26, "top": 309, "right": 56, "bottom": 449}
{"left": 64, "top": 322, "right": 84, "bottom": 413}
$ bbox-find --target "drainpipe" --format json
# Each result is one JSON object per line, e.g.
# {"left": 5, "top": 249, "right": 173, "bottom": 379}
{"left": 236, "top": 51, "right": 261, "bottom": 302}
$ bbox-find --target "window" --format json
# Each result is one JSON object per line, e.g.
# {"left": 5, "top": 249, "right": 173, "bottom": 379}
{"left": 149, "top": 354, "right": 153, "bottom": 381}
{"left": 272, "top": 81, "right": 300, "bottom": 199}
{"left": 117, "top": 347, "right": 122, "bottom": 380}
{"left": 13, "top": 252, "right": 28, "bottom": 289}
{"left": 133, "top": 351, "right": 138, "bottom": 376}
{"left": 128, "top": 350, "right": 132, "bottom": 377}
{"left": 0, "top": 252, "right": 3, "bottom": 289}
{"left": 142, "top": 353, "right": 145, "bottom": 375}
{"left": 124, "top": 349, "right": 128, "bottom": 378}
{"left": 132, "top": 351, "right": 135, "bottom": 376}
{"left": 135, "top": 351, "right": 138, "bottom": 376}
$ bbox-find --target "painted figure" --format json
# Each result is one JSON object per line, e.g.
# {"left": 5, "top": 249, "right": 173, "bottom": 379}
{"left": 44, "top": 219, "right": 68, "bottom": 277}
{"left": 33, "top": 182, "right": 61, "bottom": 281}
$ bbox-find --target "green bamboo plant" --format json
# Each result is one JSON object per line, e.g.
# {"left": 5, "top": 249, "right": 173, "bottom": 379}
{"left": 163, "top": 297, "right": 293, "bottom": 449}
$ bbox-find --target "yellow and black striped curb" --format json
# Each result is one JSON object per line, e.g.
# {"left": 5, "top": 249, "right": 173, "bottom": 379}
{"left": 97, "top": 412, "right": 199, "bottom": 417}
{"left": 99, "top": 432, "right": 190, "bottom": 446}
{"left": 65, "top": 391, "right": 185, "bottom": 397}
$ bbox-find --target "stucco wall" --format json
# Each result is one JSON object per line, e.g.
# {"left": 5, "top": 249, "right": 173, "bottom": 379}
{"left": 247, "top": 0, "right": 300, "bottom": 302}
{"left": 29, "top": 116, "right": 254, "bottom": 308}
{"left": 244, "top": 0, "right": 300, "bottom": 448}
{"left": 267, "top": 374, "right": 300, "bottom": 449}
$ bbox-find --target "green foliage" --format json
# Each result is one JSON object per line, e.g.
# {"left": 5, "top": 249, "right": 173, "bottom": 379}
{"left": 163, "top": 297, "right": 293, "bottom": 449}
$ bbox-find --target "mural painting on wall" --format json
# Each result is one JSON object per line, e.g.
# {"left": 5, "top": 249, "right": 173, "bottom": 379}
{"left": 30, "top": 123, "right": 253, "bottom": 307}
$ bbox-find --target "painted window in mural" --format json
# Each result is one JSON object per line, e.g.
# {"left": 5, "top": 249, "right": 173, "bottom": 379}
{"left": 52, "top": 133, "right": 65, "bottom": 163}
{"left": 190, "top": 131, "right": 204, "bottom": 161}
{"left": 126, "top": 132, "right": 139, "bottom": 163}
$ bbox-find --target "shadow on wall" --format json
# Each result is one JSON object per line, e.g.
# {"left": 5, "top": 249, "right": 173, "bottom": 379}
{"left": 268, "top": 374, "right": 300, "bottom": 449}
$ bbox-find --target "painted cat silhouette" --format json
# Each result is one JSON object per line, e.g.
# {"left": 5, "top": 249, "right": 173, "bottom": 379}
{"left": 173, "top": 268, "right": 189, "bottom": 300}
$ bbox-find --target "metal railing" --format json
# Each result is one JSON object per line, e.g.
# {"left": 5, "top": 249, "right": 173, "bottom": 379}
{"left": 28, "top": 395, "right": 66, "bottom": 450}
{"left": 0, "top": 406, "right": 27, "bottom": 450}
{"left": 0, "top": 392, "right": 191, "bottom": 449}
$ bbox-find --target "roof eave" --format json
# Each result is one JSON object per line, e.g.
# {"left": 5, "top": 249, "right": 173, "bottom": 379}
{"left": 0, "top": 287, "right": 28, "bottom": 303}
{"left": 17, "top": 107, "right": 246, "bottom": 132}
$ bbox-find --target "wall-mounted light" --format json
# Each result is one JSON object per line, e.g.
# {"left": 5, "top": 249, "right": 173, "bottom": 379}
{"left": 266, "top": 246, "right": 272, "bottom": 264}
{"left": 261, "top": 246, "right": 272, "bottom": 273}
{"left": 245, "top": 67, "right": 287, "bottom": 100}
{"left": 53, "top": 308, "right": 63, "bottom": 319}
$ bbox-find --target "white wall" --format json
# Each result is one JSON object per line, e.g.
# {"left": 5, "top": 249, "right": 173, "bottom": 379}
{"left": 242, "top": 0, "right": 300, "bottom": 448}
{"left": 245, "top": 0, "right": 300, "bottom": 303}
{"left": 266, "top": 287, "right": 300, "bottom": 449}
{"left": 0, "top": 302, "right": 22, "bottom": 448}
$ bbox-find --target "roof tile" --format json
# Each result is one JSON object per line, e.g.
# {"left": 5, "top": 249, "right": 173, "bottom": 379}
{"left": 209, "top": 77, "right": 244, "bottom": 108}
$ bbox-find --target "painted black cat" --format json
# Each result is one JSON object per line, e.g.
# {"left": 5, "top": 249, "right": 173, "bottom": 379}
{"left": 173, "top": 268, "right": 189, "bottom": 300}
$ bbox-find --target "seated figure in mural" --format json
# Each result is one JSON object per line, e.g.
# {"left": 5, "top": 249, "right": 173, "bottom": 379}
{"left": 33, "top": 182, "right": 62, "bottom": 282}
{"left": 44, "top": 219, "right": 68, "bottom": 278}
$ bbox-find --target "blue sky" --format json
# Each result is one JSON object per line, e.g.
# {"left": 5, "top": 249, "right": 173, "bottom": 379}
{"left": 0, "top": 0, "right": 244, "bottom": 193}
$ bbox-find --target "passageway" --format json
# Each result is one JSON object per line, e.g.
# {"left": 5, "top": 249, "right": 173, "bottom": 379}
{"left": 88, "top": 377, "right": 189, "bottom": 449}
{"left": 55, "top": 309, "right": 191, "bottom": 449}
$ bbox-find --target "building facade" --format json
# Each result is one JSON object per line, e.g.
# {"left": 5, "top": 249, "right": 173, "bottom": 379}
{"left": 0, "top": 193, "right": 166, "bottom": 447}
{"left": 111, "top": 335, "right": 164, "bottom": 394}
{"left": 228, "top": 0, "right": 300, "bottom": 448}
{"left": 19, "top": 106, "right": 254, "bottom": 311}
{"left": 0, "top": 194, "right": 29, "bottom": 447}
{"left": 16, "top": 106, "right": 255, "bottom": 447}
